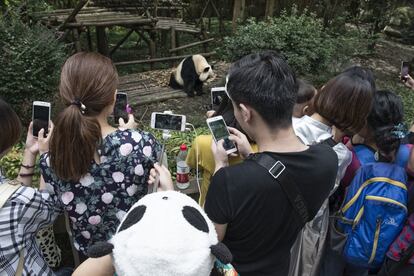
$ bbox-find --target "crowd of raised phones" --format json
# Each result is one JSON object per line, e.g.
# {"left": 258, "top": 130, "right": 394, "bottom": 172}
{"left": 1, "top": 51, "right": 414, "bottom": 276}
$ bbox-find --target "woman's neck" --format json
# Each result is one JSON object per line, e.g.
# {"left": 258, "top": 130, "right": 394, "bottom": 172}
{"left": 96, "top": 113, "right": 117, "bottom": 138}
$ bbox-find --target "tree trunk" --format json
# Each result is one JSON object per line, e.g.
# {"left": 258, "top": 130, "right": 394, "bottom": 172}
{"left": 265, "top": 0, "right": 276, "bottom": 18}
{"left": 232, "top": 0, "right": 245, "bottom": 33}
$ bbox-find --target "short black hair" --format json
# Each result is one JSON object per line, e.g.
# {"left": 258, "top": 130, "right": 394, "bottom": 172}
{"left": 296, "top": 79, "right": 316, "bottom": 104}
{"left": 227, "top": 51, "right": 298, "bottom": 128}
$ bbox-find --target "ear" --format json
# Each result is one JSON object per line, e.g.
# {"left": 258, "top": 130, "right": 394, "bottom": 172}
{"left": 88, "top": 241, "right": 114, "bottom": 258}
{"left": 302, "top": 105, "right": 309, "bottom": 116}
{"left": 210, "top": 242, "right": 233, "bottom": 264}
{"left": 239, "top": 103, "right": 251, "bottom": 123}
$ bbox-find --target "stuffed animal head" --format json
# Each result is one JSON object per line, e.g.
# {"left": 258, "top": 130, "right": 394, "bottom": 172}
{"left": 88, "top": 191, "right": 232, "bottom": 276}
{"left": 193, "top": 55, "right": 215, "bottom": 82}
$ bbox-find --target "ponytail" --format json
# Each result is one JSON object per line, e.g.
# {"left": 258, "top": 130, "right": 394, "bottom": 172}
{"left": 50, "top": 52, "right": 118, "bottom": 182}
{"left": 367, "top": 90, "right": 404, "bottom": 162}
{"left": 50, "top": 106, "right": 101, "bottom": 181}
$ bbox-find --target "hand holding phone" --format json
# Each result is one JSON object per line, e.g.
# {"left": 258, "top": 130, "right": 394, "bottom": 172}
{"left": 32, "top": 101, "right": 51, "bottom": 138}
{"left": 207, "top": 115, "right": 237, "bottom": 155}
{"left": 401, "top": 61, "right": 410, "bottom": 82}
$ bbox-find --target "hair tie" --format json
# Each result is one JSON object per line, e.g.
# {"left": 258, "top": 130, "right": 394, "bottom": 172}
{"left": 70, "top": 99, "right": 87, "bottom": 114}
{"left": 391, "top": 123, "right": 407, "bottom": 139}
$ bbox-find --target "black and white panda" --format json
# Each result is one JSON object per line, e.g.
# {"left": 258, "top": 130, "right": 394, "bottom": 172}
{"left": 88, "top": 191, "right": 232, "bottom": 276}
{"left": 169, "top": 54, "right": 215, "bottom": 97}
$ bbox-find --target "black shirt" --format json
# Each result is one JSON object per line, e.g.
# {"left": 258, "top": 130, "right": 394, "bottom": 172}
{"left": 204, "top": 144, "right": 338, "bottom": 276}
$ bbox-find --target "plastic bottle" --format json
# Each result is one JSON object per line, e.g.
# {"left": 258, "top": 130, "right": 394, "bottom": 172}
{"left": 176, "top": 144, "right": 190, "bottom": 189}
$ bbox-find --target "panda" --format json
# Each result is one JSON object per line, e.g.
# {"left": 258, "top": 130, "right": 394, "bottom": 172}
{"left": 169, "top": 54, "right": 215, "bottom": 97}
{"left": 88, "top": 191, "right": 232, "bottom": 276}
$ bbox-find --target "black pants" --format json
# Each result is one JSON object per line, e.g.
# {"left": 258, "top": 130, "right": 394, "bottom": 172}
{"left": 377, "top": 257, "right": 414, "bottom": 276}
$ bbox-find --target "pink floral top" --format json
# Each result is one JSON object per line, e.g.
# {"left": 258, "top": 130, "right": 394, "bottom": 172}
{"left": 40, "top": 129, "right": 161, "bottom": 255}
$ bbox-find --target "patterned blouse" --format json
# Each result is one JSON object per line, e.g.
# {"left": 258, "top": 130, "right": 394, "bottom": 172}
{"left": 40, "top": 129, "right": 161, "bottom": 255}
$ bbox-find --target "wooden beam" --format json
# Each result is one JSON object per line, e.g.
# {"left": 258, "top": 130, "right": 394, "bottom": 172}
{"left": 265, "top": 0, "right": 276, "bottom": 18}
{"left": 72, "top": 28, "right": 82, "bottom": 52}
{"left": 232, "top": 0, "right": 245, "bottom": 33}
{"left": 169, "top": 38, "right": 214, "bottom": 53}
{"left": 64, "top": 18, "right": 154, "bottom": 28}
{"left": 114, "top": 52, "right": 216, "bottom": 66}
{"left": 96, "top": 26, "right": 109, "bottom": 56}
{"left": 57, "top": 0, "right": 88, "bottom": 31}
{"left": 109, "top": 29, "right": 134, "bottom": 57}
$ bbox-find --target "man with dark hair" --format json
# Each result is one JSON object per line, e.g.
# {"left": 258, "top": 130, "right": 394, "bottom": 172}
{"left": 204, "top": 51, "right": 338, "bottom": 275}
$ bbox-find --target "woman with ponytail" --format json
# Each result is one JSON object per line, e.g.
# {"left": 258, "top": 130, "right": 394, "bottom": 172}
{"left": 39, "top": 52, "right": 161, "bottom": 260}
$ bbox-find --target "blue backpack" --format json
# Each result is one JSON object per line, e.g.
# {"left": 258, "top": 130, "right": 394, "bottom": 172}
{"left": 339, "top": 146, "right": 409, "bottom": 269}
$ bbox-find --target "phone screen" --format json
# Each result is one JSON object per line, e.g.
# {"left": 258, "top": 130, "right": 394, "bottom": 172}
{"left": 114, "top": 93, "right": 128, "bottom": 123}
{"left": 154, "top": 114, "right": 183, "bottom": 131}
{"left": 401, "top": 62, "right": 410, "bottom": 81}
{"left": 33, "top": 105, "right": 49, "bottom": 137}
{"left": 211, "top": 90, "right": 228, "bottom": 108}
{"left": 209, "top": 119, "right": 236, "bottom": 151}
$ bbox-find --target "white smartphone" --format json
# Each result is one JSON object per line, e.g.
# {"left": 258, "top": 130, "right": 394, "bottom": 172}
{"left": 206, "top": 115, "right": 237, "bottom": 154}
{"left": 211, "top": 87, "right": 227, "bottom": 109}
{"left": 32, "top": 101, "right": 51, "bottom": 138}
{"left": 150, "top": 112, "right": 186, "bottom": 132}
{"left": 114, "top": 92, "right": 128, "bottom": 124}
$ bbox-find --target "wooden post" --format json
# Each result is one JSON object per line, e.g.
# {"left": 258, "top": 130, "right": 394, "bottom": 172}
{"left": 86, "top": 26, "right": 93, "bottom": 51}
{"left": 265, "top": 0, "right": 276, "bottom": 18}
{"left": 96, "top": 27, "right": 109, "bottom": 56}
{"left": 170, "top": 27, "right": 176, "bottom": 67}
{"left": 232, "top": 0, "right": 245, "bottom": 33}
{"left": 72, "top": 28, "right": 82, "bottom": 52}
{"left": 149, "top": 30, "right": 157, "bottom": 70}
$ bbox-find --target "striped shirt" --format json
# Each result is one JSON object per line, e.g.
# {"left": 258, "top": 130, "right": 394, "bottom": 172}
{"left": 0, "top": 175, "right": 61, "bottom": 275}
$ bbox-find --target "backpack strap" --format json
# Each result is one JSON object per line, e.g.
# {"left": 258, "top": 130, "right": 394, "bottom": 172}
{"left": 320, "top": 137, "right": 337, "bottom": 148}
{"left": 0, "top": 180, "right": 21, "bottom": 208}
{"left": 247, "top": 153, "right": 310, "bottom": 224}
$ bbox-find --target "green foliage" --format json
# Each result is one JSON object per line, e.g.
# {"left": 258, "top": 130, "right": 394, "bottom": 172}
{"left": 0, "top": 144, "right": 23, "bottom": 179}
{"left": 218, "top": 8, "right": 338, "bottom": 75}
{"left": 0, "top": 18, "right": 66, "bottom": 125}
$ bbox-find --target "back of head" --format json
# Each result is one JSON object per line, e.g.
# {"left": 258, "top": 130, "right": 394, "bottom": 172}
{"left": 0, "top": 98, "right": 22, "bottom": 156}
{"left": 296, "top": 79, "right": 316, "bottom": 104}
{"left": 314, "top": 69, "right": 375, "bottom": 134}
{"left": 342, "top": 66, "right": 376, "bottom": 92}
{"left": 50, "top": 52, "right": 119, "bottom": 181}
{"left": 227, "top": 51, "right": 298, "bottom": 128}
{"left": 367, "top": 90, "right": 404, "bottom": 162}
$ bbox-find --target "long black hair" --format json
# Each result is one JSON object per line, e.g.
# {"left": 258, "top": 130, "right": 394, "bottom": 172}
{"left": 367, "top": 90, "right": 404, "bottom": 162}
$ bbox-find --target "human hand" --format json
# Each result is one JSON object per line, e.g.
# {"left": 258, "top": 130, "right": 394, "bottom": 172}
{"left": 38, "top": 121, "right": 54, "bottom": 155}
{"left": 206, "top": 110, "right": 216, "bottom": 118}
{"left": 119, "top": 114, "right": 138, "bottom": 129}
{"left": 147, "top": 163, "right": 174, "bottom": 192}
{"left": 228, "top": 127, "right": 252, "bottom": 159}
{"left": 211, "top": 139, "right": 229, "bottom": 172}
{"left": 403, "top": 74, "right": 414, "bottom": 91}
{"left": 25, "top": 122, "right": 39, "bottom": 155}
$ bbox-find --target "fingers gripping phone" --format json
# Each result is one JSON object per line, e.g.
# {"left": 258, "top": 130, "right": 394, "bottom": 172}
{"left": 114, "top": 92, "right": 128, "bottom": 124}
{"left": 211, "top": 87, "right": 228, "bottom": 109}
{"left": 150, "top": 112, "right": 186, "bottom": 132}
{"left": 206, "top": 115, "right": 237, "bottom": 154}
{"left": 32, "top": 101, "right": 51, "bottom": 138}
{"left": 401, "top": 61, "right": 410, "bottom": 81}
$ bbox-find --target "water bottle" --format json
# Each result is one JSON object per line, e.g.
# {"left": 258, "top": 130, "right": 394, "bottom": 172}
{"left": 176, "top": 144, "right": 190, "bottom": 189}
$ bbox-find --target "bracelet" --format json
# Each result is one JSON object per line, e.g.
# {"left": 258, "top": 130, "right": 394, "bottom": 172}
{"left": 21, "top": 164, "right": 35, "bottom": 169}
{"left": 19, "top": 173, "right": 35, "bottom": 177}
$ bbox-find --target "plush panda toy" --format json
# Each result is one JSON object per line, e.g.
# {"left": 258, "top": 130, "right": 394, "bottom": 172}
{"left": 88, "top": 191, "right": 232, "bottom": 276}
{"left": 169, "top": 54, "right": 215, "bottom": 97}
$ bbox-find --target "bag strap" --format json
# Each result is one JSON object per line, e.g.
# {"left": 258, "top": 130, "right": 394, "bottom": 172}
{"left": 320, "top": 137, "right": 337, "bottom": 148}
{"left": 0, "top": 180, "right": 21, "bottom": 208}
{"left": 247, "top": 153, "right": 310, "bottom": 224}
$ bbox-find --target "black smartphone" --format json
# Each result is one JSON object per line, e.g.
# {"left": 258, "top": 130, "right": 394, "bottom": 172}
{"left": 114, "top": 92, "right": 128, "bottom": 124}
{"left": 32, "top": 101, "right": 51, "bottom": 138}
{"left": 401, "top": 61, "right": 410, "bottom": 81}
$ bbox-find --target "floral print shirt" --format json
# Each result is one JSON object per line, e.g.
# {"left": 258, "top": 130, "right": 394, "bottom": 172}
{"left": 39, "top": 129, "right": 161, "bottom": 255}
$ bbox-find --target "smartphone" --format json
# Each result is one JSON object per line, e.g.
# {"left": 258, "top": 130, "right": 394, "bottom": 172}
{"left": 211, "top": 87, "right": 227, "bottom": 109}
{"left": 32, "top": 101, "right": 51, "bottom": 138}
{"left": 150, "top": 112, "right": 186, "bottom": 132}
{"left": 206, "top": 115, "right": 237, "bottom": 154}
{"left": 148, "top": 145, "right": 165, "bottom": 194}
{"left": 401, "top": 61, "right": 410, "bottom": 81}
{"left": 114, "top": 92, "right": 128, "bottom": 124}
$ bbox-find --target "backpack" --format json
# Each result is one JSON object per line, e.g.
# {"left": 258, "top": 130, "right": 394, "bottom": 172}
{"left": 338, "top": 161, "right": 408, "bottom": 269}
